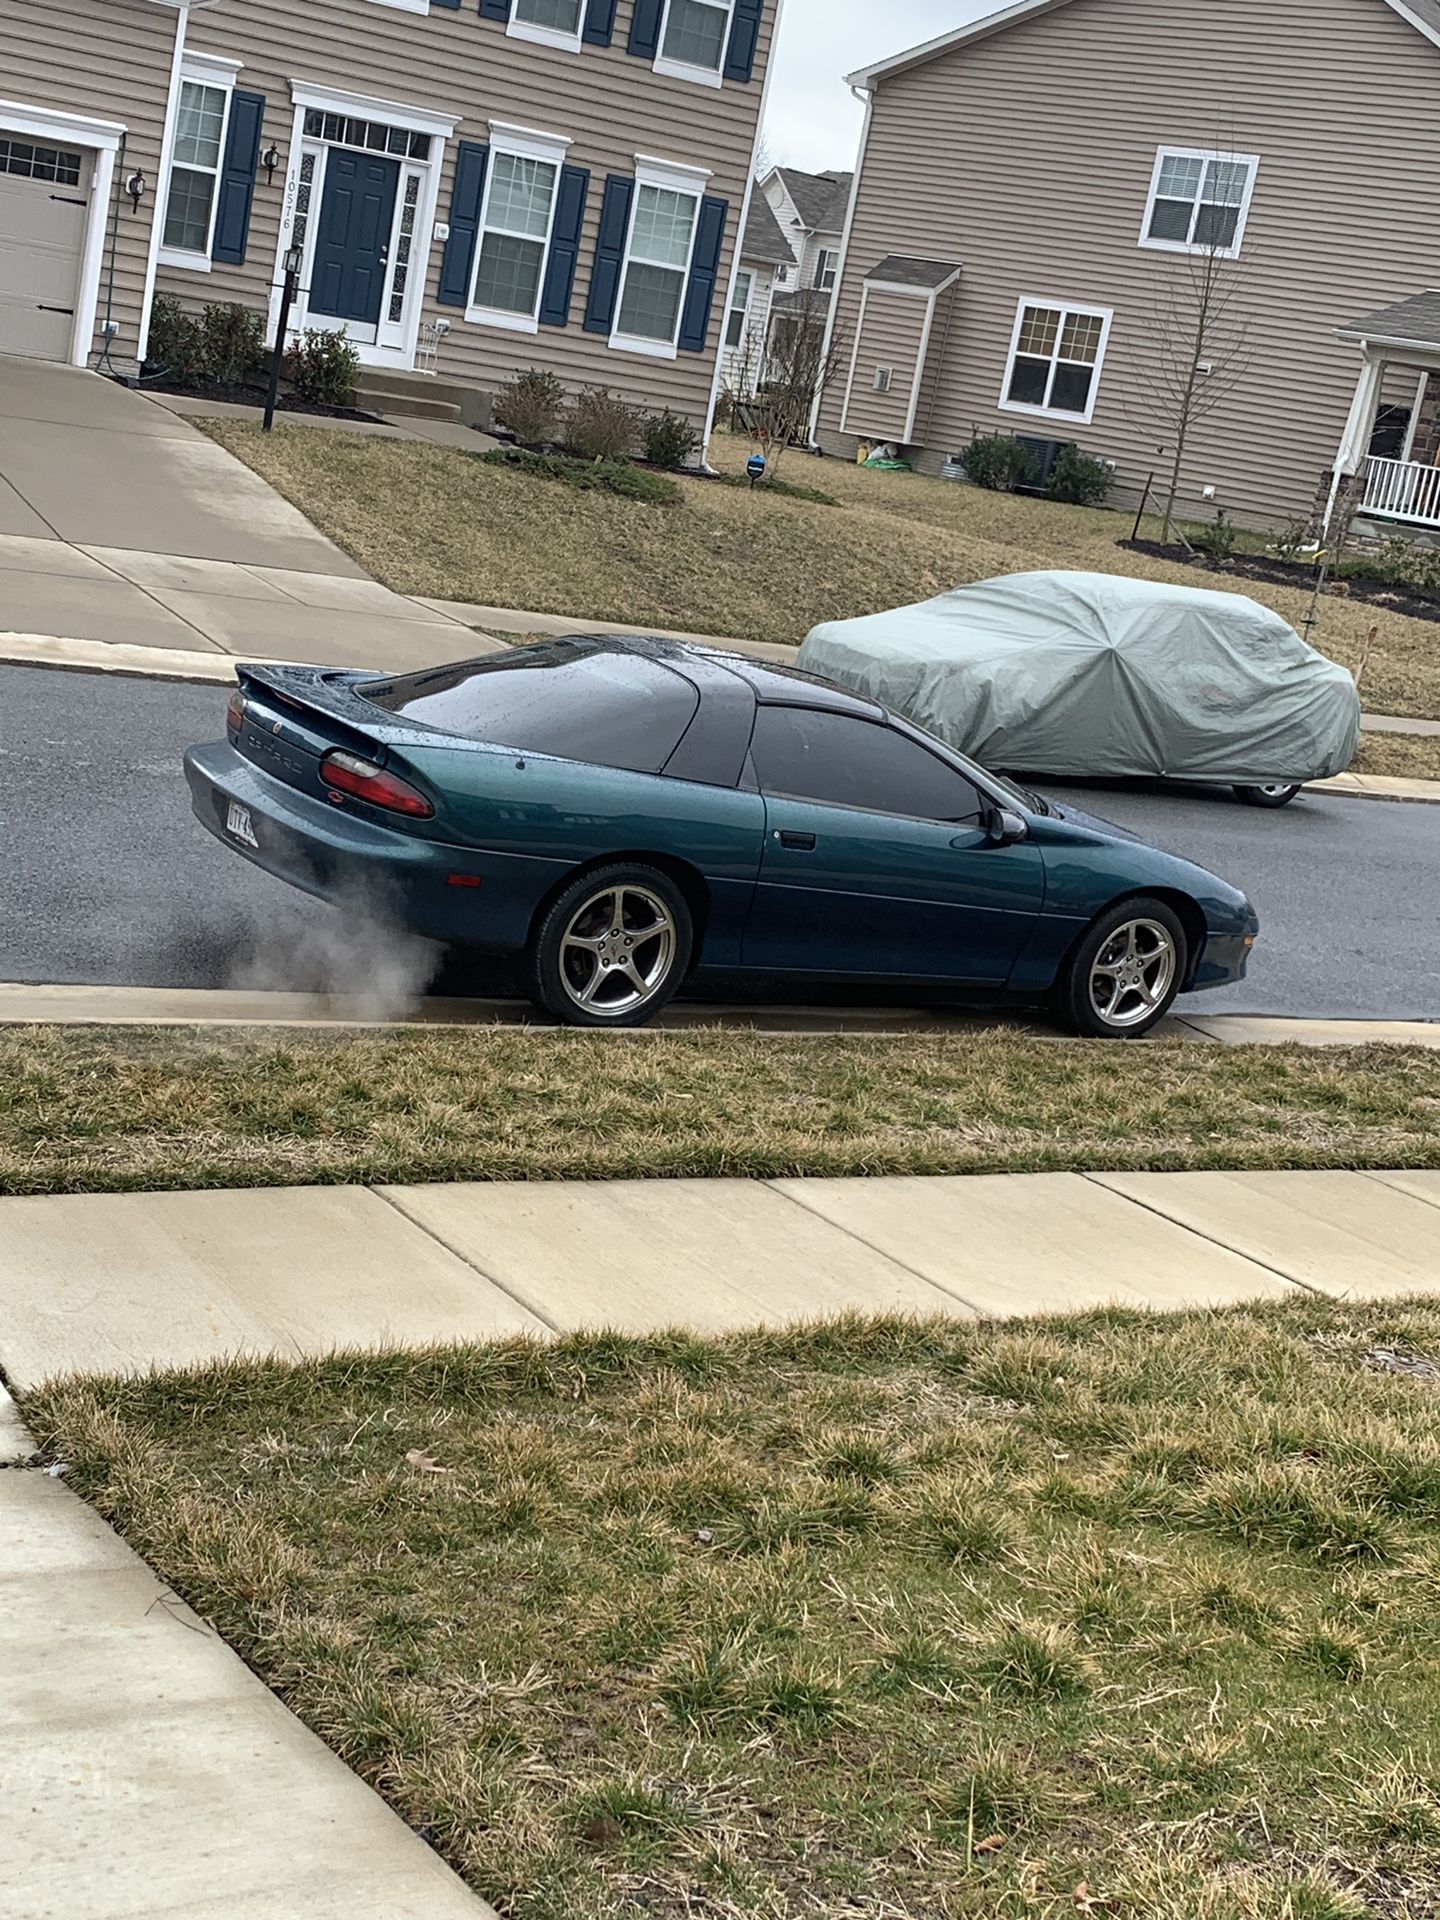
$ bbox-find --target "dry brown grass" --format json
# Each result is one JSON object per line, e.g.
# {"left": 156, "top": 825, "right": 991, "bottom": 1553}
{"left": 1351, "top": 731, "right": 1440, "bottom": 781}
{"left": 204, "top": 420, "right": 1440, "bottom": 721}
{"left": 28, "top": 1305, "right": 1440, "bottom": 1918}
{"left": 3, "top": 1024, "right": 1439, "bottom": 1196}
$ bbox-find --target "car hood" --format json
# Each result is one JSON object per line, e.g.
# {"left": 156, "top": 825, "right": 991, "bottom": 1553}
{"left": 1046, "top": 797, "right": 1150, "bottom": 846}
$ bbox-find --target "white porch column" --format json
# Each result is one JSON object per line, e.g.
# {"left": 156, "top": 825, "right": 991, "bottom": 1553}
{"left": 1321, "top": 348, "right": 1384, "bottom": 536}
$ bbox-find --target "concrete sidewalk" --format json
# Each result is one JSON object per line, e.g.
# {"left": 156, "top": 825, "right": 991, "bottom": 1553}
{"left": 4, "top": 1168, "right": 1439, "bottom": 1391}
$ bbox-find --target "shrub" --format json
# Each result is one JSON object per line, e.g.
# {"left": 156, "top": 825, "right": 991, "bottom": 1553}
{"left": 956, "top": 434, "right": 1037, "bottom": 492}
{"left": 491, "top": 368, "right": 566, "bottom": 446}
{"left": 144, "top": 295, "right": 205, "bottom": 385}
{"left": 198, "top": 302, "right": 267, "bottom": 387}
{"left": 566, "top": 386, "right": 641, "bottom": 461}
{"left": 1191, "top": 508, "right": 1238, "bottom": 560}
{"left": 1047, "top": 445, "right": 1112, "bottom": 507}
{"left": 643, "top": 409, "right": 701, "bottom": 471}
{"left": 284, "top": 328, "right": 361, "bottom": 408}
{"left": 480, "top": 446, "right": 680, "bottom": 505}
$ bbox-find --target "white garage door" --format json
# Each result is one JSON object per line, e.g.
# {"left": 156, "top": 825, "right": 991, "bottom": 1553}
{"left": 0, "top": 135, "right": 90, "bottom": 362}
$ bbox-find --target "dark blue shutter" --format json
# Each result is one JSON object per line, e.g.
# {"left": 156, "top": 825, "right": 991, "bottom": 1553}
{"left": 432, "top": 0, "right": 461, "bottom": 10}
{"left": 627, "top": 0, "right": 663, "bottom": 57}
{"left": 678, "top": 195, "right": 727, "bottom": 352}
{"left": 723, "top": 0, "right": 764, "bottom": 82}
{"left": 584, "top": 174, "right": 633, "bottom": 333}
{"left": 479, "top": 0, "right": 511, "bottom": 19}
{"left": 582, "top": 0, "right": 617, "bottom": 44}
{"left": 438, "top": 142, "right": 488, "bottom": 307}
{"left": 211, "top": 90, "right": 264, "bottom": 266}
{"left": 540, "top": 165, "right": 589, "bottom": 328}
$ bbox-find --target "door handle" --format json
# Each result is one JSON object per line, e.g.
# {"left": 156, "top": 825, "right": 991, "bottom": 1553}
{"left": 777, "top": 830, "right": 816, "bottom": 850}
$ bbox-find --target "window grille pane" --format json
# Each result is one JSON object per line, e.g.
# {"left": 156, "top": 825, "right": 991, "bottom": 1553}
{"left": 163, "top": 167, "right": 215, "bottom": 251}
{"left": 1016, "top": 306, "right": 1060, "bottom": 357}
{"left": 487, "top": 153, "right": 557, "bottom": 239}
{"left": 1048, "top": 362, "right": 1094, "bottom": 413}
{"left": 1204, "top": 159, "right": 1249, "bottom": 207}
{"left": 617, "top": 260, "right": 684, "bottom": 340}
{"left": 1156, "top": 153, "right": 1204, "bottom": 200}
{"left": 1059, "top": 312, "right": 1103, "bottom": 364}
{"left": 1007, "top": 355, "right": 1050, "bottom": 407}
{"left": 662, "top": 0, "right": 728, "bottom": 69}
{"left": 516, "top": 0, "right": 583, "bottom": 27}
{"left": 631, "top": 185, "right": 697, "bottom": 269}
{"left": 175, "top": 83, "right": 225, "bottom": 169}
{"left": 473, "top": 232, "right": 545, "bottom": 314}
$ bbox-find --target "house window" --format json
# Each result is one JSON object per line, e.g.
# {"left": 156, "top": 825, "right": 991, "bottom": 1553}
{"left": 725, "top": 269, "right": 752, "bottom": 348}
{"left": 816, "top": 247, "right": 838, "bottom": 293}
{"left": 470, "top": 135, "right": 566, "bottom": 330}
{"left": 1000, "top": 299, "right": 1112, "bottom": 423}
{"left": 509, "top": 0, "right": 584, "bottom": 48}
{"left": 0, "top": 140, "right": 82, "bottom": 187}
{"left": 656, "top": 0, "right": 736, "bottom": 85}
{"left": 162, "top": 78, "right": 232, "bottom": 258}
{"left": 613, "top": 171, "right": 702, "bottom": 355}
{"left": 873, "top": 365, "right": 892, "bottom": 393}
{"left": 302, "top": 110, "right": 431, "bottom": 159}
{"left": 1141, "top": 148, "right": 1258, "bottom": 257}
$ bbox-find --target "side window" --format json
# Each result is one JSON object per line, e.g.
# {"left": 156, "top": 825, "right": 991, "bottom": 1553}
{"left": 750, "top": 706, "right": 983, "bottom": 823}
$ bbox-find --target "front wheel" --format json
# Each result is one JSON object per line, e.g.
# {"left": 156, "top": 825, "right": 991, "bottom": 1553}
{"left": 1054, "top": 897, "right": 1187, "bottom": 1039}
{"left": 527, "top": 863, "right": 693, "bottom": 1028}
{"left": 1234, "top": 782, "right": 1302, "bottom": 808}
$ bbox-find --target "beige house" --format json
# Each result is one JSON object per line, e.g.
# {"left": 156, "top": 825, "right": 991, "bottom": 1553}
{"left": 815, "top": 0, "right": 1440, "bottom": 532}
{"left": 1, "top": 0, "right": 778, "bottom": 440}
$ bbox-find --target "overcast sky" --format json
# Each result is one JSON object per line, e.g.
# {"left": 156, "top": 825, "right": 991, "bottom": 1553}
{"left": 763, "top": 0, "right": 993, "bottom": 175}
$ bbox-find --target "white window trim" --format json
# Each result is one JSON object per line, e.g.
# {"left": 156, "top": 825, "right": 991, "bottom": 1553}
{"left": 815, "top": 247, "right": 838, "bottom": 293}
{"left": 288, "top": 80, "right": 459, "bottom": 141}
{"left": 465, "top": 122, "right": 572, "bottom": 335}
{"left": 1138, "top": 146, "right": 1260, "bottom": 260}
{"left": 0, "top": 96, "right": 123, "bottom": 367}
{"left": 997, "top": 295, "right": 1114, "bottom": 428}
{"left": 157, "top": 54, "right": 242, "bottom": 274}
{"left": 654, "top": 0, "right": 734, "bottom": 89}
{"left": 609, "top": 154, "right": 711, "bottom": 361}
{"left": 724, "top": 267, "right": 753, "bottom": 349}
{"left": 507, "top": 0, "right": 584, "bottom": 52}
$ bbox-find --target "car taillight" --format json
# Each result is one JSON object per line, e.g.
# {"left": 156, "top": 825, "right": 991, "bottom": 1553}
{"left": 226, "top": 688, "right": 246, "bottom": 733}
{"left": 320, "top": 749, "right": 434, "bottom": 818}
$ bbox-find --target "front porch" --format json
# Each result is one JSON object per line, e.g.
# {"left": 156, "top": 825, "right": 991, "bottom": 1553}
{"left": 1328, "top": 291, "right": 1440, "bottom": 536}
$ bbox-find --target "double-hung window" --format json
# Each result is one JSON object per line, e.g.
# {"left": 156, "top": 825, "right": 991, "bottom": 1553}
{"left": 1000, "top": 299, "right": 1112, "bottom": 423}
{"left": 161, "top": 57, "right": 239, "bottom": 266}
{"left": 724, "top": 269, "right": 752, "bottom": 349}
{"left": 1141, "top": 148, "right": 1258, "bottom": 258}
{"left": 612, "top": 158, "right": 708, "bottom": 357}
{"left": 655, "top": 0, "right": 736, "bottom": 87}
{"left": 815, "top": 247, "right": 837, "bottom": 293}
{"left": 469, "top": 125, "right": 570, "bottom": 332}
{"left": 508, "top": 0, "right": 584, "bottom": 51}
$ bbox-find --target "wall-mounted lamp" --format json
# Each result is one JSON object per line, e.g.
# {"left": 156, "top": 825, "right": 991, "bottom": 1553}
{"left": 124, "top": 170, "right": 146, "bottom": 211}
{"left": 262, "top": 144, "right": 281, "bottom": 186}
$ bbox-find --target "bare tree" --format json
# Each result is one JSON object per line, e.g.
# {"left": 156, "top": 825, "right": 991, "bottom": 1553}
{"left": 724, "top": 287, "right": 845, "bottom": 479}
{"left": 1130, "top": 161, "right": 1254, "bottom": 541}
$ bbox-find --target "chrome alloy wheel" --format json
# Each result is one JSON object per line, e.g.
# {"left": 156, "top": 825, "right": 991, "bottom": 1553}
{"left": 1087, "top": 916, "right": 1179, "bottom": 1031}
{"left": 558, "top": 883, "right": 678, "bottom": 1016}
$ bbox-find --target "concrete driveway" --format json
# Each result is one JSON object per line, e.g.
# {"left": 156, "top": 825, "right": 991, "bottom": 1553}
{"left": 0, "top": 355, "right": 359, "bottom": 570}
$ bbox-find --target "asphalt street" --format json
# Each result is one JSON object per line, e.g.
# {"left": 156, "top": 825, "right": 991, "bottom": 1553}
{"left": 2, "top": 663, "right": 1436, "bottom": 1019}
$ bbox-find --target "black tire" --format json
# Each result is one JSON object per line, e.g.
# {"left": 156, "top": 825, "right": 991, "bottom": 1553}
{"left": 1054, "top": 895, "right": 1188, "bottom": 1040}
{"left": 1233, "top": 783, "right": 1302, "bottom": 808}
{"left": 527, "top": 863, "right": 693, "bottom": 1028}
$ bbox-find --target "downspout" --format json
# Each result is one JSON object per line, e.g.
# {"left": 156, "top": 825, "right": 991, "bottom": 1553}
{"left": 699, "top": 0, "right": 789, "bottom": 469}
{"left": 806, "top": 82, "right": 871, "bottom": 446}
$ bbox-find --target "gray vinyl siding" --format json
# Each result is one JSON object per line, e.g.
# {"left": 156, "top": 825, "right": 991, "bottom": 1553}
{"left": 1, "top": 0, "right": 175, "bottom": 365}
{"left": 154, "top": 0, "right": 772, "bottom": 428}
{"left": 841, "top": 286, "right": 929, "bottom": 441}
{"left": 820, "top": 0, "right": 1440, "bottom": 524}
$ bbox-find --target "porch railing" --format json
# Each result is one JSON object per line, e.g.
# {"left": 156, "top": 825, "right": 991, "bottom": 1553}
{"left": 1360, "top": 454, "right": 1440, "bottom": 528}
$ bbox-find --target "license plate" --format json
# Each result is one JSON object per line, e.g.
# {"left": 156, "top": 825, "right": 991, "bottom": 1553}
{"left": 225, "top": 801, "right": 259, "bottom": 849}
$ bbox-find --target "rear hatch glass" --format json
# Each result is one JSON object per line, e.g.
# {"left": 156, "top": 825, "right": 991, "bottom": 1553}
{"left": 360, "top": 642, "right": 700, "bottom": 774}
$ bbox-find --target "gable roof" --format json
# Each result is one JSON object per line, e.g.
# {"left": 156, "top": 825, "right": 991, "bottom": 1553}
{"left": 773, "top": 166, "right": 854, "bottom": 234}
{"left": 846, "top": 0, "right": 1440, "bottom": 88}
{"left": 739, "top": 196, "right": 793, "bottom": 268}
{"left": 1338, "top": 288, "right": 1440, "bottom": 349}
{"left": 865, "top": 254, "right": 962, "bottom": 290}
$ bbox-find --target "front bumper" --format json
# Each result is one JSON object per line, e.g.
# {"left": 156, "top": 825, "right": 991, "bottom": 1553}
{"left": 185, "top": 740, "right": 493, "bottom": 942}
{"left": 1191, "top": 922, "right": 1259, "bottom": 993}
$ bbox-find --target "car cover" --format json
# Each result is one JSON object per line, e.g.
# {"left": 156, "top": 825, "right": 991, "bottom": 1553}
{"left": 797, "top": 571, "right": 1361, "bottom": 785}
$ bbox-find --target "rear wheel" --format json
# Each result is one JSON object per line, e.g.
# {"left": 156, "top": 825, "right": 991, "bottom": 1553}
{"left": 528, "top": 864, "right": 692, "bottom": 1028}
{"left": 1233, "top": 782, "right": 1302, "bottom": 808}
{"left": 1055, "top": 896, "right": 1187, "bottom": 1039}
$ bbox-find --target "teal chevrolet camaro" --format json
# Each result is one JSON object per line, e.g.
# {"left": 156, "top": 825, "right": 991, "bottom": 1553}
{"left": 183, "top": 635, "right": 1259, "bottom": 1036}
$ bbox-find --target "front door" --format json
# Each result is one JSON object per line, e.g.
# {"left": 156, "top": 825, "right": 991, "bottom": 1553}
{"left": 309, "top": 149, "right": 400, "bottom": 342}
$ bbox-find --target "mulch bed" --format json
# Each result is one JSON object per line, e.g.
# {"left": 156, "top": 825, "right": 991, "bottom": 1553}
{"left": 139, "top": 376, "right": 383, "bottom": 424}
{"left": 1119, "top": 536, "right": 1440, "bottom": 626}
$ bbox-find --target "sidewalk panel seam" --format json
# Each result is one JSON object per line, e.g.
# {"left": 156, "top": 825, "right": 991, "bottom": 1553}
{"left": 1078, "top": 1173, "right": 1325, "bottom": 1296}
{"left": 760, "top": 1179, "right": 987, "bottom": 1317}
{"left": 370, "top": 1186, "right": 563, "bottom": 1334}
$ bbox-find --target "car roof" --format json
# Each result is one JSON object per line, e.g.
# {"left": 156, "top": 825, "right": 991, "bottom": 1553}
{"left": 548, "top": 632, "right": 886, "bottom": 720}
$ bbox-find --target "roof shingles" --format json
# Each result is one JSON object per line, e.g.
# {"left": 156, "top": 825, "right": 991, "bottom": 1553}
{"left": 774, "top": 167, "right": 854, "bottom": 234}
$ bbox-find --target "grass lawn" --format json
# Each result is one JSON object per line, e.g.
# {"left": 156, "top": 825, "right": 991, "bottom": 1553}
{"left": 3, "top": 1026, "right": 1439, "bottom": 1197}
{"left": 1351, "top": 732, "right": 1440, "bottom": 782}
{"left": 204, "top": 421, "right": 1440, "bottom": 723}
{"left": 27, "top": 1306, "right": 1440, "bottom": 1918}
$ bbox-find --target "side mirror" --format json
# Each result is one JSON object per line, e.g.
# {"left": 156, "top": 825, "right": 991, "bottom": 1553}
{"left": 986, "top": 806, "right": 1029, "bottom": 848}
